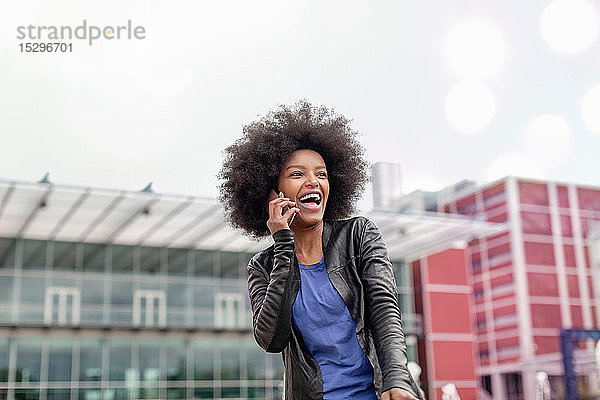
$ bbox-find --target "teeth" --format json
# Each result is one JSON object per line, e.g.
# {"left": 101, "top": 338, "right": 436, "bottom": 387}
{"left": 300, "top": 193, "right": 320, "bottom": 201}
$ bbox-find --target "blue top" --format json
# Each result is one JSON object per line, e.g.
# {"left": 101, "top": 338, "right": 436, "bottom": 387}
{"left": 292, "top": 258, "right": 376, "bottom": 399}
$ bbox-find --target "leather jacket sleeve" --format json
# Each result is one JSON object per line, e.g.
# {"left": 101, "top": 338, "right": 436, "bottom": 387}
{"left": 360, "top": 219, "right": 423, "bottom": 398}
{"left": 247, "top": 229, "right": 296, "bottom": 353}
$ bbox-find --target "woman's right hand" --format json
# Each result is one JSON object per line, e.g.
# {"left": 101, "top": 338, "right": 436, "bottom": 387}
{"left": 267, "top": 192, "right": 299, "bottom": 235}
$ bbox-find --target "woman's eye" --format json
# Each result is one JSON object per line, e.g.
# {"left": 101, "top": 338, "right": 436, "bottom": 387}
{"left": 318, "top": 172, "right": 328, "bottom": 178}
{"left": 290, "top": 172, "right": 302, "bottom": 177}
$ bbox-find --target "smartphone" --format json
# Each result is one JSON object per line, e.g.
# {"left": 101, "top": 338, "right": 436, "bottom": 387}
{"left": 267, "top": 189, "right": 296, "bottom": 225}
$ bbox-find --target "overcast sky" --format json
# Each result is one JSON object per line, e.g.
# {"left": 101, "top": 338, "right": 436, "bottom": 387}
{"left": 2, "top": 0, "right": 600, "bottom": 208}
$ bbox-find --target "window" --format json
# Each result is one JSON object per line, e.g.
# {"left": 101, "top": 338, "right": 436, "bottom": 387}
{"left": 243, "top": 253, "right": 255, "bottom": 268}
{"left": 577, "top": 188, "right": 600, "bottom": 212}
{"left": 490, "top": 281, "right": 514, "bottom": 297}
{"left": 167, "top": 283, "right": 190, "bottom": 308}
{"left": 488, "top": 244, "right": 511, "bottom": 267}
{"left": 47, "top": 340, "right": 72, "bottom": 381}
{"left": 140, "top": 246, "right": 161, "bottom": 274}
{"left": 267, "top": 353, "right": 285, "bottom": 380}
{"left": 110, "top": 280, "right": 133, "bottom": 305}
{"left": 21, "top": 276, "right": 45, "bottom": 304}
{"left": 194, "top": 388, "right": 214, "bottom": 398}
{"left": 108, "top": 340, "right": 131, "bottom": 381}
{"left": 528, "top": 273, "right": 559, "bottom": 297}
{"left": 81, "top": 278, "right": 105, "bottom": 305}
{"left": 79, "top": 389, "right": 101, "bottom": 399}
{"left": 220, "top": 340, "right": 240, "bottom": 380}
{"left": 214, "top": 293, "right": 245, "bottom": 329}
{"left": 221, "top": 386, "right": 241, "bottom": 398}
{"left": 83, "top": 243, "right": 106, "bottom": 271}
{"left": 15, "top": 389, "right": 40, "bottom": 399}
{"left": 194, "top": 250, "right": 214, "bottom": 277}
{"left": 52, "top": 241, "right": 76, "bottom": 270}
{"left": 488, "top": 211, "right": 508, "bottom": 223}
{"left": 481, "top": 375, "right": 492, "bottom": 395}
{"left": 521, "top": 212, "right": 552, "bottom": 235}
{"left": 79, "top": 339, "right": 102, "bottom": 381}
{"left": 133, "top": 290, "right": 166, "bottom": 327}
{"left": 557, "top": 185, "right": 570, "bottom": 207}
{"left": 494, "top": 313, "right": 518, "bottom": 328}
{"left": 564, "top": 244, "right": 577, "bottom": 267}
{"left": 392, "top": 261, "right": 410, "bottom": 287}
{"left": 15, "top": 339, "right": 41, "bottom": 383}
{"left": 22, "top": 239, "right": 46, "bottom": 269}
{"left": 166, "top": 341, "right": 187, "bottom": 381}
{"left": 503, "top": 372, "right": 524, "bottom": 400}
{"left": 397, "top": 292, "right": 413, "bottom": 315}
{"left": 79, "top": 279, "right": 104, "bottom": 326}
{"left": 561, "top": 215, "right": 573, "bottom": 237}
{"left": 219, "top": 251, "right": 240, "bottom": 279}
{"left": 47, "top": 389, "right": 70, "bottom": 399}
{"left": 44, "top": 287, "right": 81, "bottom": 326}
{"left": 141, "top": 386, "right": 160, "bottom": 399}
{"left": 138, "top": 342, "right": 160, "bottom": 382}
{"left": 473, "top": 288, "right": 484, "bottom": 301}
{"left": 193, "top": 340, "right": 214, "bottom": 380}
{"left": 0, "top": 338, "right": 8, "bottom": 382}
{"left": 111, "top": 245, "right": 133, "bottom": 273}
{"left": 167, "top": 248, "right": 188, "bottom": 275}
{"left": 166, "top": 388, "right": 186, "bottom": 399}
{"left": 519, "top": 182, "right": 549, "bottom": 206}
{"left": 478, "top": 349, "right": 489, "bottom": 361}
{"left": 247, "top": 387, "right": 266, "bottom": 399}
{"left": 194, "top": 282, "right": 215, "bottom": 315}
{"left": 457, "top": 198, "right": 477, "bottom": 215}
{"left": 476, "top": 317, "right": 487, "bottom": 331}
{"left": 497, "top": 346, "right": 520, "bottom": 358}
{"left": 524, "top": 242, "right": 555, "bottom": 266}
{"left": 0, "top": 276, "right": 13, "bottom": 304}
{"left": 0, "top": 238, "right": 16, "bottom": 268}
{"left": 405, "top": 335, "right": 418, "bottom": 362}
{"left": 483, "top": 192, "right": 505, "bottom": 209}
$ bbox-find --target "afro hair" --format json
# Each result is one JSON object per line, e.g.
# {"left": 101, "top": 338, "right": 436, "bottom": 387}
{"left": 218, "top": 100, "right": 369, "bottom": 238}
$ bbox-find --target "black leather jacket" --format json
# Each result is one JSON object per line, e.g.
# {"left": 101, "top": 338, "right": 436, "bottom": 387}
{"left": 247, "top": 217, "right": 424, "bottom": 400}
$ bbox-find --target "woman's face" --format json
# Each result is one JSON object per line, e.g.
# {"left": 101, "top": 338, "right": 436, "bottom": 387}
{"left": 277, "top": 149, "right": 329, "bottom": 228}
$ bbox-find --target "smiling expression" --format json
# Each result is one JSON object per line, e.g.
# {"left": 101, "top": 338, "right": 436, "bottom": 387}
{"left": 277, "top": 149, "right": 329, "bottom": 228}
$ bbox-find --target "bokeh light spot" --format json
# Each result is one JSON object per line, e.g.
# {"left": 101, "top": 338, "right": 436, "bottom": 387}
{"left": 540, "top": 0, "right": 599, "bottom": 55}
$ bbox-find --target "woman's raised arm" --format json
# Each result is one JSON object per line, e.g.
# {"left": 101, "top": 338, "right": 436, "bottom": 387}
{"left": 247, "top": 229, "right": 296, "bottom": 353}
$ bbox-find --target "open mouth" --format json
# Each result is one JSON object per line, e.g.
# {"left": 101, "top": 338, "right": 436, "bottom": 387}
{"left": 298, "top": 192, "right": 322, "bottom": 207}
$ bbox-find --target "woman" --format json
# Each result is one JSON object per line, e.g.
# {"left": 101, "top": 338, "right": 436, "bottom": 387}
{"left": 219, "top": 101, "right": 423, "bottom": 400}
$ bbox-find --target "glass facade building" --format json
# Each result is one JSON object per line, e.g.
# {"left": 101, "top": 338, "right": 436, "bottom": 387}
{"left": 0, "top": 238, "right": 285, "bottom": 400}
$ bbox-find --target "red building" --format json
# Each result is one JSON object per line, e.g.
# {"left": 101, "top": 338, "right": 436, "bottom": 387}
{"left": 438, "top": 176, "right": 600, "bottom": 400}
{"left": 411, "top": 246, "right": 481, "bottom": 400}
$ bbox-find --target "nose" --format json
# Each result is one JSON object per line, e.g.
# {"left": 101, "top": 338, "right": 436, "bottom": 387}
{"left": 304, "top": 172, "right": 319, "bottom": 187}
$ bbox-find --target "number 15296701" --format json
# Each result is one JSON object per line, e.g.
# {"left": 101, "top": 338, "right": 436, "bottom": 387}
{"left": 19, "top": 42, "right": 73, "bottom": 52}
